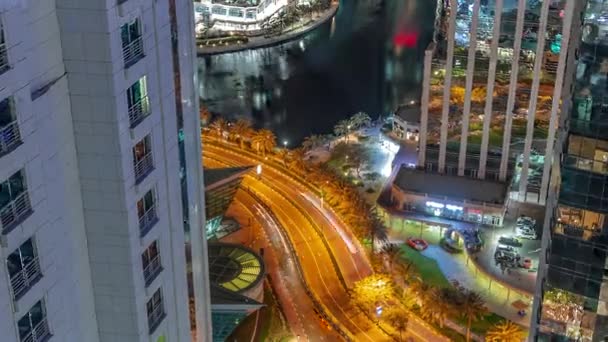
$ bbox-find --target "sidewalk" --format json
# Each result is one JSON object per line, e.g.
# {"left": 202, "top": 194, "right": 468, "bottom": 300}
{"left": 198, "top": 4, "right": 339, "bottom": 56}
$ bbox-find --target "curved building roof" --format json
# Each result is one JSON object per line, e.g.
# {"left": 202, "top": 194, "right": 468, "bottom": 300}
{"left": 208, "top": 243, "right": 265, "bottom": 293}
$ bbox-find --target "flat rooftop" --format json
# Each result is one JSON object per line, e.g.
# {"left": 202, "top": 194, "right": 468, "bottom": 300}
{"left": 393, "top": 167, "right": 508, "bottom": 205}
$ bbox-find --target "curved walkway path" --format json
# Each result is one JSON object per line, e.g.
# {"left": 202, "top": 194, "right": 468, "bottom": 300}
{"left": 197, "top": 4, "right": 339, "bottom": 56}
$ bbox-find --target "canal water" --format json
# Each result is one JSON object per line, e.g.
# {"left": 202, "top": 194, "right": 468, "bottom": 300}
{"left": 197, "top": 0, "right": 437, "bottom": 145}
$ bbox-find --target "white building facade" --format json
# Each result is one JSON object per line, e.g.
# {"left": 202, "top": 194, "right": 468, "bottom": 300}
{"left": 0, "top": 1, "right": 211, "bottom": 342}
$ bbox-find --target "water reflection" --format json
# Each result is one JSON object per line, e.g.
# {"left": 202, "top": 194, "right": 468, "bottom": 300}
{"left": 198, "top": 0, "right": 436, "bottom": 144}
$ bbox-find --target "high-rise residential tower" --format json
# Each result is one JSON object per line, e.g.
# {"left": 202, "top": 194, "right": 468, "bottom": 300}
{"left": 0, "top": 1, "right": 211, "bottom": 341}
{"left": 532, "top": 1, "right": 608, "bottom": 340}
{"left": 418, "top": 0, "right": 579, "bottom": 205}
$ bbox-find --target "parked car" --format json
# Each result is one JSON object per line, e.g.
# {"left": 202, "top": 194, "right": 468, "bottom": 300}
{"left": 517, "top": 215, "right": 536, "bottom": 227}
{"left": 498, "top": 236, "right": 522, "bottom": 248}
{"left": 407, "top": 237, "right": 429, "bottom": 251}
{"left": 516, "top": 227, "right": 537, "bottom": 240}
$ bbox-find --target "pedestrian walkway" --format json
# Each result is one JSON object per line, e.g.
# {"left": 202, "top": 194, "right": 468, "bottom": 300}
{"left": 422, "top": 246, "right": 532, "bottom": 328}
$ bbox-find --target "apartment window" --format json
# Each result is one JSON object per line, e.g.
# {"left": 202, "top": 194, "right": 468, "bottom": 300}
{"left": 127, "top": 76, "right": 150, "bottom": 128}
{"left": 0, "top": 97, "right": 22, "bottom": 156}
{"left": 138, "top": 188, "right": 158, "bottom": 237}
{"left": 0, "top": 23, "right": 8, "bottom": 74}
{"left": 133, "top": 135, "right": 154, "bottom": 183}
{"left": 142, "top": 241, "right": 162, "bottom": 286}
{"left": 121, "top": 18, "right": 144, "bottom": 68}
{"left": 146, "top": 288, "right": 165, "bottom": 334}
{"left": 7, "top": 238, "right": 42, "bottom": 300}
{"left": 17, "top": 300, "right": 51, "bottom": 342}
{"left": 0, "top": 170, "right": 32, "bottom": 234}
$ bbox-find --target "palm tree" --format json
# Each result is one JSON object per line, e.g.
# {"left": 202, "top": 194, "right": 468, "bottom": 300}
{"left": 485, "top": 320, "right": 525, "bottom": 342}
{"left": 419, "top": 287, "right": 455, "bottom": 328}
{"left": 209, "top": 118, "right": 228, "bottom": 140}
{"left": 350, "top": 111, "right": 372, "bottom": 129}
{"left": 386, "top": 308, "right": 409, "bottom": 342}
{"left": 333, "top": 119, "right": 350, "bottom": 138}
{"left": 276, "top": 148, "right": 289, "bottom": 167}
{"left": 460, "top": 290, "right": 487, "bottom": 342}
{"left": 199, "top": 106, "right": 211, "bottom": 127}
{"left": 382, "top": 243, "right": 401, "bottom": 272}
{"left": 368, "top": 209, "right": 389, "bottom": 255}
{"left": 287, "top": 147, "right": 307, "bottom": 172}
{"left": 302, "top": 134, "right": 324, "bottom": 151}
{"left": 229, "top": 119, "right": 252, "bottom": 149}
{"left": 251, "top": 129, "right": 276, "bottom": 156}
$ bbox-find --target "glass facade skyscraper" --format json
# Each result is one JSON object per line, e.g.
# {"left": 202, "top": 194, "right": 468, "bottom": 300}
{"left": 532, "top": 1, "right": 608, "bottom": 341}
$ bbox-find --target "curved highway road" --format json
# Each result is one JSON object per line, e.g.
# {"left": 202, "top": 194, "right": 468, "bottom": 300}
{"left": 203, "top": 141, "right": 448, "bottom": 341}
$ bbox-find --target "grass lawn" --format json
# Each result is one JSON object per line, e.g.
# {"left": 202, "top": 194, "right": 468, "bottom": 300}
{"left": 399, "top": 245, "right": 450, "bottom": 288}
{"left": 456, "top": 312, "right": 505, "bottom": 335}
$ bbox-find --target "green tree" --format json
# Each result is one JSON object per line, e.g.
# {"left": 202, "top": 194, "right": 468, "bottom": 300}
{"left": 459, "top": 289, "right": 487, "bottom": 342}
{"left": 229, "top": 119, "right": 252, "bottom": 149}
{"left": 382, "top": 243, "right": 401, "bottom": 272}
{"left": 385, "top": 308, "right": 409, "bottom": 342}
{"left": 350, "top": 111, "right": 372, "bottom": 129}
{"left": 288, "top": 147, "right": 307, "bottom": 172}
{"left": 368, "top": 208, "right": 389, "bottom": 255}
{"left": 251, "top": 129, "right": 276, "bottom": 156}
{"left": 351, "top": 274, "right": 395, "bottom": 312}
{"left": 209, "top": 117, "right": 228, "bottom": 140}
{"left": 333, "top": 119, "right": 350, "bottom": 138}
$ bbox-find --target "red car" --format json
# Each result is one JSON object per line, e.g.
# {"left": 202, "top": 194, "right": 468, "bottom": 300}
{"left": 406, "top": 237, "right": 428, "bottom": 251}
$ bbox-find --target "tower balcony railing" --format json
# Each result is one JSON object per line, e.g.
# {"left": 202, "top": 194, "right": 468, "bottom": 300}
{"left": 128, "top": 96, "right": 150, "bottom": 128}
{"left": 0, "top": 43, "right": 8, "bottom": 74}
{"left": 0, "top": 120, "right": 22, "bottom": 156}
{"left": 143, "top": 254, "right": 162, "bottom": 286}
{"left": 139, "top": 205, "right": 158, "bottom": 237}
{"left": 123, "top": 37, "right": 144, "bottom": 68}
{"left": 21, "top": 318, "right": 51, "bottom": 342}
{"left": 134, "top": 152, "right": 154, "bottom": 184}
{"left": 10, "top": 257, "right": 42, "bottom": 301}
{"left": 1, "top": 192, "right": 33, "bottom": 234}
{"left": 147, "top": 301, "right": 165, "bottom": 334}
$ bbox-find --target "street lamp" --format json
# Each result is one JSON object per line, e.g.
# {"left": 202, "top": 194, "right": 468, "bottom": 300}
{"left": 283, "top": 140, "right": 288, "bottom": 148}
{"left": 256, "top": 164, "right": 262, "bottom": 179}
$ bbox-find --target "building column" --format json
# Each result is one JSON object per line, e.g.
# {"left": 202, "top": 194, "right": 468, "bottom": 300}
{"left": 499, "top": 0, "right": 526, "bottom": 181}
{"left": 438, "top": 0, "right": 458, "bottom": 173}
{"left": 518, "top": 0, "right": 551, "bottom": 199}
{"left": 418, "top": 44, "right": 435, "bottom": 167}
{"left": 458, "top": 0, "right": 481, "bottom": 176}
{"left": 539, "top": 0, "right": 575, "bottom": 203}
{"left": 478, "top": 0, "right": 504, "bottom": 179}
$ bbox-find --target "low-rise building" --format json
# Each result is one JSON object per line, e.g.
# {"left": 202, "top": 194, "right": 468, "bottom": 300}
{"left": 391, "top": 167, "right": 509, "bottom": 226}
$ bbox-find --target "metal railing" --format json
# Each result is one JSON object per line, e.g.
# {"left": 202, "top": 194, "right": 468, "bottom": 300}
{"left": 143, "top": 254, "right": 162, "bottom": 286}
{"left": 0, "top": 120, "right": 22, "bottom": 155}
{"left": 134, "top": 152, "right": 154, "bottom": 183}
{"left": 10, "top": 257, "right": 42, "bottom": 300}
{"left": 1, "top": 192, "right": 32, "bottom": 234}
{"left": 21, "top": 318, "right": 51, "bottom": 342}
{"left": 123, "top": 37, "right": 144, "bottom": 68}
{"left": 147, "top": 301, "right": 165, "bottom": 334}
{"left": 128, "top": 96, "right": 150, "bottom": 128}
{"left": 138, "top": 205, "right": 158, "bottom": 237}
{"left": 0, "top": 44, "right": 8, "bottom": 74}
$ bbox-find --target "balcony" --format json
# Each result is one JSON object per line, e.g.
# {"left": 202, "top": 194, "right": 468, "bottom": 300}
{"left": 147, "top": 301, "right": 165, "bottom": 334}
{"left": 0, "top": 120, "right": 22, "bottom": 156}
{"left": 128, "top": 96, "right": 150, "bottom": 128}
{"left": 21, "top": 318, "right": 51, "bottom": 342}
{"left": 139, "top": 205, "right": 158, "bottom": 237}
{"left": 1, "top": 192, "right": 33, "bottom": 234}
{"left": 134, "top": 152, "right": 154, "bottom": 184}
{"left": 143, "top": 254, "right": 162, "bottom": 286}
{"left": 10, "top": 257, "right": 42, "bottom": 301}
{"left": 0, "top": 43, "right": 8, "bottom": 75}
{"left": 123, "top": 37, "right": 144, "bottom": 68}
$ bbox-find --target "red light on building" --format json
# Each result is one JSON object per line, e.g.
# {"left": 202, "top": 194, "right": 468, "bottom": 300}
{"left": 394, "top": 32, "right": 418, "bottom": 48}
